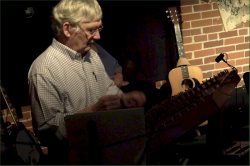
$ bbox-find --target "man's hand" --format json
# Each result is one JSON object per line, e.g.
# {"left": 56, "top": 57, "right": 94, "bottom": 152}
{"left": 88, "top": 91, "right": 146, "bottom": 112}
{"left": 93, "top": 95, "right": 121, "bottom": 111}
{"left": 121, "top": 91, "right": 146, "bottom": 108}
{"left": 112, "top": 72, "right": 129, "bottom": 88}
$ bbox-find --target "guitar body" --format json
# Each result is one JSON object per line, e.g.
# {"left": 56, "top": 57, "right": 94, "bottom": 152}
{"left": 169, "top": 65, "right": 203, "bottom": 96}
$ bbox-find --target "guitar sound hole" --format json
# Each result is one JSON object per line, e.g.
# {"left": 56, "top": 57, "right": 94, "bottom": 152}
{"left": 182, "top": 79, "right": 193, "bottom": 89}
{"left": 192, "top": 78, "right": 200, "bottom": 87}
{"left": 181, "top": 78, "right": 200, "bottom": 90}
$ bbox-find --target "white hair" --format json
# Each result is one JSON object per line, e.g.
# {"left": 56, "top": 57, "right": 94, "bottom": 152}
{"left": 51, "top": 0, "right": 102, "bottom": 37}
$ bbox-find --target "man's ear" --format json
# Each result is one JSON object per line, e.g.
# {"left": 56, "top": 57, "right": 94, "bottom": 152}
{"left": 62, "top": 22, "right": 72, "bottom": 37}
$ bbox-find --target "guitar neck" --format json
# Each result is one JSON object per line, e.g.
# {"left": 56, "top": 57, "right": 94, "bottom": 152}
{"left": 181, "top": 65, "right": 190, "bottom": 78}
{"left": 0, "top": 84, "right": 19, "bottom": 126}
{"left": 167, "top": 7, "right": 185, "bottom": 58}
{"left": 174, "top": 24, "right": 185, "bottom": 58}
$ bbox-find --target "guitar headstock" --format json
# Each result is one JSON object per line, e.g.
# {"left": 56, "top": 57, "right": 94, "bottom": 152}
{"left": 166, "top": 7, "right": 181, "bottom": 25}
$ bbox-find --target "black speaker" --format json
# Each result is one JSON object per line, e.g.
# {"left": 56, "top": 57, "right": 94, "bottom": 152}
{"left": 243, "top": 72, "right": 249, "bottom": 95}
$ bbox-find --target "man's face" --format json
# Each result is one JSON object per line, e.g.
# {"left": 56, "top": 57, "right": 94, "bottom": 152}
{"left": 67, "top": 20, "right": 103, "bottom": 54}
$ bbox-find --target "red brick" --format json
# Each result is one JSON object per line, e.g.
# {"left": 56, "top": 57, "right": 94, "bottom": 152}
{"left": 182, "top": 28, "right": 202, "bottom": 37}
{"left": 219, "top": 30, "right": 238, "bottom": 38}
{"left": 236, "top": 67, "right": 243, "bottom": 73}
{"left": 214, "top": 63, "right": 231, "bottom": 70}
{"left": 184, "top": 52, "right": 192, "bottom": 59}
{"left": 239, "top": 28, "right": 248, "bottom": 36}
{"left": 236, "top": 58, "right": 249, "bottom": 66}
{"left": 245, "top": 50, "right": 249, "bottom": 57}
{"left": 182, "top": 13, "right": 201, "bottom": 22}
{"left": 203, "top": 25, "right": 223, "bottom": 33}
{"left": 182, "top": 21, "right": 191, "bottom": 29}
{"left": 184, "top": 43, "right": 202, "bottom": 52}
{"left": 183, "top": 36, "right": 192, "bottom": 44}
{"left": 194, "top": 34, "right": 207, "bottom": 42}
{"left": 212, "top": 2, "right": 219, "bottom": 9}
{"left": 204, "top": 56, "right": 218, "bottom": 64}
{"left": 21, "top": 111, "right": 31, "bottom": 120}
{"left": 224, "top": 37, "right": 245, "bottom": 45}
{"left": 189, "top": 58, "right": 203, "bottom": 66}
{"left": 202, "top": 10, "right": 220, "bottom": 19}
{"left": 204, "top": 40, "right": 223, "bottom": 48}
{"left": 227, "top": 52, "right": 245, "bottom": 60}
{"left": 216, "top": 45, "right": 235, "bottom": 54}
{"left": 181, "top": 0, "right": 199, "bottom": 6}
{"left": 243, "top": 66, "right": 249, "bottom": 72}
{"left": 245, "top": 36, "right": 249, "bottom": 42}
{"left": 208, "top": 33, "right": 218, "bottom": 40}
{"left": 213, "top": 18, "right": 223, "bottom": 25}
{"left": 181, "top": 6, "right": 193, "bottom": 13}
{"left": 194, "top": 48, "right": 216, "bottom": 58}
{"left": 22, "top": 120, "right": 33, "bottom": 129}
{"left": 21, "top": 105, "right": 31, "bottom": 113}
{"left": 236, "top": 43, "right": 250, "bottom": 50}
{"left": 191, "top": 19, "right": 213, "bottom": 28}
{"left": 193, "top": 4, "right": 212, "bottom": 12}
{"left": 200, "top": 64, "right": 215, "bottom": 71}
{"left": 203, "top": 71, "right": 213, "bottom": 79}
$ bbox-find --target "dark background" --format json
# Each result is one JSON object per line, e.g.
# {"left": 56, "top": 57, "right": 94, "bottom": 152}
{"left": 1, "top": 2, "right": 249, "bottom": 165}
{"left": 1, "top": 0, "right": 180, "bottom": 116}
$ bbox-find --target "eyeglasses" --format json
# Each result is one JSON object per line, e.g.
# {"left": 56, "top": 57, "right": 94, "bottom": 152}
{"left": 88, "top": 25, "right": 103, "bottom": 35}
{"left": 78, "top": 25, "right": 103, "bottom": 36}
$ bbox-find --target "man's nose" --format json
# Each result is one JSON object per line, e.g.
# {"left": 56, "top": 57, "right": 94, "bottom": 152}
{"left": 92, "top": 31, "right": 101, "bottom": 40}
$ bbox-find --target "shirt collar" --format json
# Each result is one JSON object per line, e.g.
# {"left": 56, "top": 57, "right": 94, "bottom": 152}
{"left": 52, "top": 38, "right": 83, "bottom": 60}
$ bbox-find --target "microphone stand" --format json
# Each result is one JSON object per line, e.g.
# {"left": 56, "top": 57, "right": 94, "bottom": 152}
{"left": 215, "top": 53, "right": 238, "bottom": 71}
{"left": 221, "top": 59, "right": 237, "bottom": 71}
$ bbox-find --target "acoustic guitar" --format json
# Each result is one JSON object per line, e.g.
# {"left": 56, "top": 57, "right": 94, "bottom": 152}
{"left": 166, "top": 7, "right": 203, "bottom": 96}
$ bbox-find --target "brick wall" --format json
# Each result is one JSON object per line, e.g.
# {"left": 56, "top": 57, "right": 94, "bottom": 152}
{"left": 2, "top": 106, "right": 33, "bottom": 132}
{"left": 2, "top": 106, "right": 48, "bottom": 154}
{"left": 180, "top": 0, "right": 249, "bottom": 87}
